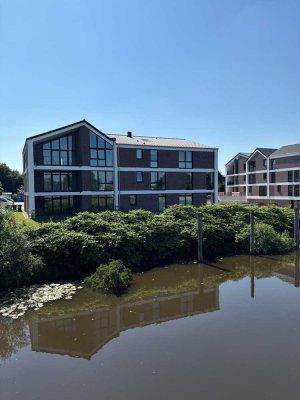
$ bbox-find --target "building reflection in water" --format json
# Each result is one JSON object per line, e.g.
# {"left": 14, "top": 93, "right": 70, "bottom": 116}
{"left": 30, "top": 285, "right": 219, "bottom": 360}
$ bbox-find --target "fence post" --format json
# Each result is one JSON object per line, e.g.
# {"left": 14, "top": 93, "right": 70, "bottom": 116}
{"left": 250, "top": 256, "right": 255, "bottom": 298}
{"left": 294, "top": 208, "right": 299, "bottom": 248}
{"left": 250, "top": 210, "right": 255, "bottom": 255}
{"left": 197, "top": 213, "right": 203, "bottom": 262}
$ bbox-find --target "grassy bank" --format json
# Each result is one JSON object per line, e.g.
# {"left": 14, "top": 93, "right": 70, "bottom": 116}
{"left": 0, "top": 204, "right": 296, "bottom": 291}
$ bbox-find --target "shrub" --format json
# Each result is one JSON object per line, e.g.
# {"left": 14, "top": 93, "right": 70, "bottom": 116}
{"left": 84, "top": 260, "right": 133, "bottom": 295}
{"left": 235, "top": 223, "right": 294, "bottom": 255}
{"left": 0, "top": 209, "right": 43, "bottom": 290}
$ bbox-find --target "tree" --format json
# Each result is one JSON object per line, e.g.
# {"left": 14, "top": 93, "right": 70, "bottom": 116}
{"left": 218, "top": 171, "right": 225, "bottom": 192}
{"left": 0, "top": 163, "right": 23, "bottom": 193}
{"left": 0, "top": 181, "right": 3, "bottom": 195}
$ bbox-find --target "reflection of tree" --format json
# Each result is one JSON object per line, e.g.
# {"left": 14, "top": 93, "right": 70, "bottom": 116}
{"left": 0, "top": 316, "right": 29, "bottom": 362}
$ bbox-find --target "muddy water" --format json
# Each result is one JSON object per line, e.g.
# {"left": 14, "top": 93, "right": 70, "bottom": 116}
{"left": 0, "top": 252, "right": 299, "bottom": 400}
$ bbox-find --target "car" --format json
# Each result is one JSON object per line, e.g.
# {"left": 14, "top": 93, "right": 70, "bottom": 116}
{"left": 0, "top": 197, "right": 14, "bottom": 208}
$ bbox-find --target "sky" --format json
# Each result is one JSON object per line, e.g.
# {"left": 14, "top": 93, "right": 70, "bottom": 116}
{"left": 0, "top": 0, "right": 299, "bottom": 173}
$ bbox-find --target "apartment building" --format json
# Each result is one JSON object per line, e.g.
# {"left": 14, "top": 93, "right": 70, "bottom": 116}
{"left": 225, "top": 143, "right": 300, "bottom": 207}
{"left": 23, "top": 120, "right": 218, "bottom": 216}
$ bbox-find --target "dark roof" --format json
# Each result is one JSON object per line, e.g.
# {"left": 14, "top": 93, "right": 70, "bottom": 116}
{"left": 255, "top": 148, "right": 277, "bottom": 157}
{"left": 269, "top": 143, "right": 300, "bottom": 158}
{"left": 225, "top": 152, "right": 251, "bottom": 166}
{"left": 24, "top": 119, "right": 112, "bottom": 142}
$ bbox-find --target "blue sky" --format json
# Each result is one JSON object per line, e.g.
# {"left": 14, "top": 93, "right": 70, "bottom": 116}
{"left": 0, "top": 0, "right": 299, "bottom": 173}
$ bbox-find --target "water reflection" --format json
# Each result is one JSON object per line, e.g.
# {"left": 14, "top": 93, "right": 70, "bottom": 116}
{"left": 0, "top": 251, "right": 299, "bottom": 362}
{"left": 29, "top": 276, "right": 219, "bottom": 359}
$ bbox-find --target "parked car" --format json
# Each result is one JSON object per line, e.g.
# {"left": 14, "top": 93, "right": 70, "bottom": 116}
{"left": 0, "top": 197, "right": 14, "bottom": 208}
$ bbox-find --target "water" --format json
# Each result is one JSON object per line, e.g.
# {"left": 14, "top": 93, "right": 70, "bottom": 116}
{"left": 0, "top": 252, "right": 299, "bottom": 400}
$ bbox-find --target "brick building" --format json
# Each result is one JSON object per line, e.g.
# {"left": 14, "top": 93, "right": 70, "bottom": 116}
{"left": 225, "top": 143, "right": 300, "bottom": 207}
{"left": 23, "top": 120, "right": 218, "bottom": 216}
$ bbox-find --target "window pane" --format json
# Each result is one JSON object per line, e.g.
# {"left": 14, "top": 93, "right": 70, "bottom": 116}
{"left": 43, "top": 142, "right": 50, "bottom": 150}
{"left": 179, "top": 162, "right": 185, "bottom": 169}
{"left": 99, "top": 196, "right": 106, "bottom": 210}
{"left": 107, "top": 197, "right": 114, "bottom": 210}
{"left": 90, "top": 132, "right": 97, "bottom": 148}
{"left": 61, "top": 174, "right": 69, "bottom": 191}
{"left": 179, "top": 195, "right": 185, "bottom": 205}
{"left": 44, "top": 197, "right": 52, "bottom": 213}
{"left": 52, "top": 139, "right": 59, "bottom": 150}
{"left": 97, "top": 149, "right": 105, "bottom": 159}
{"left": 53, "top": 197, "right": 61, "bottom": 213}
{"left": 136, "top": 149, "right": 142, "bottom": 159}
{"left": 68, "top": 135, "right": 73, "bottom": 150}
{"left": 186, "top": 152, "right": 192, "bottom": 162}
{"left": 186, "top": 162, "right": 192, "bottom": 169}
{"left": 179, "top": 151, "right": 185, "bottom": 162}
{"left": 90, "top": 149, "right": 97, "bottom": 159}
{"left": 61, "top": 197, "right": 69, "bottom": 213}
{"left": 106, "top": 142, "right": 113, "bottom": 150}
{"left": 91, "top": 159, "right": 98, "bottom": 166}
{"left": 150, "top": 161, "right": 158, "bottom": 168}
{"left": 158, "top": 195, "right": 166, "bottom": 212}
{"left": 186, "top": 195, "right": 192, "bottom": 205}
{"left": 52, "top": 151, "right": 60, "bottom": 165}
{"left": 137, "top": 171, "right": 143, "bottom": 182}
{"left": 60, "top": 136, "right": 68, "bottom": 150}
{"left": 44, "top": 173, "right": 52, "bottom": 191}
{"left": 43, "top": 150, "right": 51, "bottom": 165}
{"left": 98, "top": 137, "right": 105, "bottom": 148}
{"left": 130, "top": 195, "right": 137, "bottom": 206}
{"left": 52, "top": 174, "right": 61, "bottom": 191}
{"left": 106, "top": 150, "right": 113, "bottom": 166}
{"left": 91, "top": 171, "right": 98, "bottom": 190}
{"left": 60, "top": 151, "right": 68, "bottom": 165}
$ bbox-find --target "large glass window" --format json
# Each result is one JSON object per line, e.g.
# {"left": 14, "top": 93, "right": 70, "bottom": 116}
{"left": 150, "top": 150, "right": 158, "bottom": 168}
{"left": 151, "top": 172, "right": 165, "bottom": 190}
{"left": 288, "top": 171, "right": 293, "bottom": 182}
{"left": 179, "top": 151, "right": 192, "bottom": 169}
{"left": 271, "top": 159, "right": 276, "bottom": 170}
{"left": 91, "top": 171, "right": 113, "bottom": 191}
{"left": 91, "top": 196, "right": 114, "bottom": 211}
{"left": 288, "top": 185, "right": 293, "bottom": 196}
{"left": 43, "top": 172, "right": 74, "bottom": 192}
{"left": 179, "top": 194, "right": 193, "bottom": 205}
{"left": 294, "top": 185, "right": 299, "bottom": 197}
{"left": 43, "top": 196, "right": 74, "bottom": 214}
{"left": 89, "top": 131, "right": 113, "bottom": 167}
{"left": 295, "top": 170, "right": 300, "bottom": 182}
{"left": 42, "top": 135, "right": 74, "bottom": 166}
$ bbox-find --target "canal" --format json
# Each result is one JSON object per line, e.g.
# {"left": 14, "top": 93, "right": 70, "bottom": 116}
{"left": 0, "top": 252, "right": 299, "bottom": 400}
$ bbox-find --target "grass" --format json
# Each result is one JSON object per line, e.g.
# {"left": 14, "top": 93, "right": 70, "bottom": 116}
{"left": 13, "top": 212, "right": 40, "bottom": 227}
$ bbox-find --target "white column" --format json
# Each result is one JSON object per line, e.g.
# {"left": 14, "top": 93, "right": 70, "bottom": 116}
{"left": 213, "top": 149, "right": 218, "bottom": 203}
{"left": 267, "top": 157, "right": 270, "bottom": 200}
{"left": 27, "top": 140, "right": 35, "bottom": 217}
{"left": 245, "top": 160, "right": 249, "bottom": 199}
{"left": 113, "top": 141, "right": 119, "bottom": 210}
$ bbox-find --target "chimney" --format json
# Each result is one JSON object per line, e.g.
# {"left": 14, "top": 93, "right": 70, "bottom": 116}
{"left": 127, "top": 131, "right": 132, "bottom": 138}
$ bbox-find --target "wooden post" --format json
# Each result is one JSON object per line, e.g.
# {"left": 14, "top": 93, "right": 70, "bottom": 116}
{"left": 197, "top": 213, "right": 203, "bottom": 262}
{"left": 294, "top": 208, "right": 299, "bottom": 248}
{"left": 250, "top": 256, "right": 255, "bottom": 298}
{"left": 250, "top": 210, "right": 255, "bottom": 255}
{"left": 295, "top": 250, "right": 299, "bottom": 288}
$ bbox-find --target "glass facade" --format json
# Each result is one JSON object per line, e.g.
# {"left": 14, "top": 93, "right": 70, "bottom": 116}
{"left": 89, "top": 131, "right": 113, "bottom": 167}
{"left": 44, "top": 196, "right": 74, "bottom": 214}
{"left": 91, "top": 171, "right": 113, "bottom": 191}
{"left": 43, "top": 172, "right": 74, "bottom": 192}
{"left": 158, "top": 194, "right": 166, "bottom": 212}
{"left": 91, "top": 196, "right": 114, "bottom": 211}
{"left": 185, "top": 172, "right": 193, "bottom": 190}
{"left": 42, "top": 135, "right": 74, "bottom": 166}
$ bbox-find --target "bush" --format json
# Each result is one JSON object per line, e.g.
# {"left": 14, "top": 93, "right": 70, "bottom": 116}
{"left": 236, "top": 223, "right": 294, "bottom": 255}
{"left": 0, "top": 209, "right": 43, "bottom": 290}
{"left": 84, "top": 260, "right": 133, "bottom": 295}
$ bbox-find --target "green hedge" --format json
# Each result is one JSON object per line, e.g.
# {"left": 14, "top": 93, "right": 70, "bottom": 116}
{"left": 0, "top": 204, "right": 296, "bottom": 290}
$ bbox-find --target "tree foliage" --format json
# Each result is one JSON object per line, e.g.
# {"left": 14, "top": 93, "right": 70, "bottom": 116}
{"left": 0, "top": 163, "right": 23, "bottom": 193}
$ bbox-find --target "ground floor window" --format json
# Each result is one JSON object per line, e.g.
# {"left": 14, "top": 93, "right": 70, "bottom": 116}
{"left": 294, "top": 185, "right": 300, "bottom": 197}
{"left": 288, "top": 185, "right": 293, "bottom": 196}
{"left": 158, "top": 194, "right": 166, "bottom": 212}
{"left": 91, "top": 195, "right": 114, "bottom": 211}
{"left": 44, "top": 196, "right": 74, "bottom": 214}
{"left": 259, "top": 186, "right": 267, "bottom": 196}
{"left": 179, "top": 194, "right": 193, "bottom": 205}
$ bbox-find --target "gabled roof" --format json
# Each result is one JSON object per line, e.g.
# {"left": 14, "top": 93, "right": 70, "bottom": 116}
{"left": 247, "top": 147, "right": 277, "bottom": 161}
{"left": 108, "top": 134, "right": 216, "bottom": 149}
{"left": 225, "top": 152, "right": 251, "bottom": 166}
{"left": 25, "top": 119, "right": 112, "bottom": 142}
{"left": 255, "top": 148, "right": 277, "bottom": 157}
{"left": 269, "top": 143, "right": 300, "bottom": 158}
